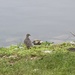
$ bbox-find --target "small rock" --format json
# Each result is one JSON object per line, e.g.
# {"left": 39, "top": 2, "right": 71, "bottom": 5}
{"left": 70, "top": 41, "right": 75, "bottom": 45}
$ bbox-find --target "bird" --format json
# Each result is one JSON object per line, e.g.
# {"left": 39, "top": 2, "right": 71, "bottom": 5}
{"left": 32, "top": 39, "right": 43, "bottom": 45}
{"left": 24, "top": 34, "right": 32, "bottom": 49}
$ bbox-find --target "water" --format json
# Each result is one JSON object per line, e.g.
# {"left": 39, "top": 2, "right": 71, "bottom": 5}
{"left": 0, "top": 0, "right": 75, "bottom": 46}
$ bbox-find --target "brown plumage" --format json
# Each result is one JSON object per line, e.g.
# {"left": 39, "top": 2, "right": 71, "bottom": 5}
{"left": 24, "top": 34, "right": 32, "bottom": 49}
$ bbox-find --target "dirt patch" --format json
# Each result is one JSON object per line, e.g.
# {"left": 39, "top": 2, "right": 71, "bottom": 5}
{"left": 68, "top": 48, "right": 75, "bottom": 52}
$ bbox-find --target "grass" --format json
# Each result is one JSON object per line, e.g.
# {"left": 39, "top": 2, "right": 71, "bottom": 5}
{"left": 0, "top": 42, "right": 75, "bottom": 75}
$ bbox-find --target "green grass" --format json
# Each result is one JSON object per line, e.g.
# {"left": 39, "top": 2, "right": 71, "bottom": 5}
{"left": 0, "top": 42, "right": 75, "bottom": 75}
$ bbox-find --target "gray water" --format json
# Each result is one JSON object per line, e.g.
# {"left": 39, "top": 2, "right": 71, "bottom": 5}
{"left": 0, "top": 0, "right": 75, "bottom": 46}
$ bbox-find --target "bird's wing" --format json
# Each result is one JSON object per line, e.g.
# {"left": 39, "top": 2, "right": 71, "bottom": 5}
{"left": 24, "top": 39, "right": 32, "bottom": 46}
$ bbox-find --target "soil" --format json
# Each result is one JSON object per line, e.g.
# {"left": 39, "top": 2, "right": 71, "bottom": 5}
{"left": 68, "top": 48, "right": 75, "bottom": 52}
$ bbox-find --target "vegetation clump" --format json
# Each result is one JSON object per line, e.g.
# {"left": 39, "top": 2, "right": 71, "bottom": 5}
{"left": 0, "top": 42, "right": 75, "bottom": 75}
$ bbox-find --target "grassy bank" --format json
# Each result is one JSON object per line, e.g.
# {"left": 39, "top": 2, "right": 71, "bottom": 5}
{"left": 0, "top": 42, "right": 75, "bottom": 75}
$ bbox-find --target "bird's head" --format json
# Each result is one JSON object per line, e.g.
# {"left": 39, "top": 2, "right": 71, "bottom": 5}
{"left": 26, "top": 34, "right": 31, "bottom": 37}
